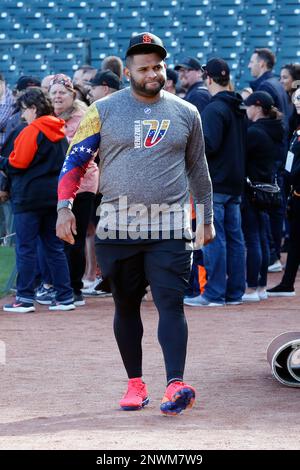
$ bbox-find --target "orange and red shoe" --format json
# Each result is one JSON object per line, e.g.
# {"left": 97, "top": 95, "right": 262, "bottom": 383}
{"left": 160, "top": 381, "right": 195, "bottom": 416}
{"left": 119, "top": 378, "right": 149, "bottom": 411}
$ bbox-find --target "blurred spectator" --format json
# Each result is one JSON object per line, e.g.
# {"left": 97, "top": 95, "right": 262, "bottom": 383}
{"left": 0, "top": 73, "right": 15, "bottom": 151}
{"left": 248, "top": 49, "right": 289, "bottom": 273}
{"left": 87, "top": 70, "right": 121, "bottom": 103}
{"left": 175, "top": 57, "right": 210, "bottom": 113}
{"left": 280, "top": 63, "right": 300, "bottom": 140}
{"left": 165, "top": 68, "right": 178, "bottom": 94}
{"left": 242, "top": 91, "right": 284, "bottom": 302}
{"left": 4, "top": 75, "right": 41, "bottom": 140}
{"left": 73, "top": 83, "right": 90, "bottom": 106}
{"left": 185, "top": 58, "right": 247, "bottom": 307}
{"left": 48, "top": 74, "right": 98, "bottom": 306}
{"left": 267, "top": 86, "right": 300, "bottom": 297}
{"left": 248, "top": 49, "right": 289, "bottom": 132}
{"left": 41, "top": 74, "right": 54, "bottom": 94}
{"left": 72, "top": 65, "right": 97, "bottom": 92}
{"left": 240, "top": 87, "right": 253, "bottom": 100}
{"left": 101, "top": 55, "right": 124, "bottom": 79}
{"left": 49, "top": 74, "right": 87, "bottom": 138}
{"left": 0, "top": 88, "right": 74, "bottom": 313}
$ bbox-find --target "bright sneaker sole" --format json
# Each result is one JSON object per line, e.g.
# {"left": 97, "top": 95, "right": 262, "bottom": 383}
{"left": 184, "top": 301, "right": 224, "bottom": 307}
{"left": 3, "top": 306, "right": 35, "bottom": 313}
{"left": 49, "top": 304, "right": 76, "bottom": 311}
{"left": 120, "top": 396, "right": 150, "bottom": 411}
{"left": 267, "top": 291, "right": 295, "bottom": 297}
{"left": 74, "top": 300, "right": 86, "bottom": 306}
{"left": 35, "top": 299, "right": 54, "bottom": 305}
{"left": 160, "top": 387, "right": 195, "bottom": 416}
{"left": 242, "top": 298, "right": 260, "bottom": 302}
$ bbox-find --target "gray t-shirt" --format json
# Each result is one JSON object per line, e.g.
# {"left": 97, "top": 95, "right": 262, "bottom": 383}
{"left": 58, "top": 87, "right": 212, "bottom": 240}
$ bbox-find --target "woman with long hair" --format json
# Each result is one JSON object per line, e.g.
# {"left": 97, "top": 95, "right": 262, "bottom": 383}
{"left": 242, "top": 91, "right": 284, "bottom": 302}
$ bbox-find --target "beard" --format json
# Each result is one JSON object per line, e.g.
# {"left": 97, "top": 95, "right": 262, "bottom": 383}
{"left": 130, "top": 75, "right": 166, "bottom": 97}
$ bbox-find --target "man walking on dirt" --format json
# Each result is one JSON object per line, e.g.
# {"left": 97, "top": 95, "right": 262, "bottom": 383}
{"left": 56, "top": 32, "right": 214, "bottom": 415}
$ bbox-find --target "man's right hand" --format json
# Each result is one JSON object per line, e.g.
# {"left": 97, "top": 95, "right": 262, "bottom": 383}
{"left": 56, "top": 208, "right": 77, "bottom": 244}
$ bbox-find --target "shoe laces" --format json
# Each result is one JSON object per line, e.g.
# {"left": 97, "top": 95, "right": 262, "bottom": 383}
{"left": 125, "top": 378, "right": 145, "bottom": 398}
{"left": 166, "top": 381, "right": 185, "bottom": 395}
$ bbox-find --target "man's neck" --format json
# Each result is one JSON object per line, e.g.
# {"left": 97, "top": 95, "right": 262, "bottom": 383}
{"left": 256, "top": 68, "right": 272, "bottom": 79}
{"left": 210, "top": 84, "right": 230, "bottom": 96}
{"left": 130, "top": 88, "right": 163, "bottom": 104}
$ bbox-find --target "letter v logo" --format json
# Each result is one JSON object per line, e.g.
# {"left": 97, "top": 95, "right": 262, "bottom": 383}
{"left": 143, "top": 120, "right": 170, "bottom": 148}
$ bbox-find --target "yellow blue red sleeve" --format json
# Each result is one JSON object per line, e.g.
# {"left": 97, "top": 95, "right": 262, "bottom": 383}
{"left": 58, "top": 104, "right": 101, "bottom": 201}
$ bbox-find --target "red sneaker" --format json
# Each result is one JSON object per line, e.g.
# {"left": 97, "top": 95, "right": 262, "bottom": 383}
{"left": 160, "top": 381, "right": 195, "bottom": 415}
{"left": 119, "top": 378, "right": 149, "bottom": 411}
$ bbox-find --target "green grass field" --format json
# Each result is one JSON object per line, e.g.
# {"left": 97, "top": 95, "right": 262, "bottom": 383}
{"left": 0, "top": 246, "right": 15, "bottom": 296}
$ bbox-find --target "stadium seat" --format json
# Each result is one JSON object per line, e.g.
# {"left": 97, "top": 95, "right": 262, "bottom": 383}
{"left": 1, "top": 0, "right": 300, "bottom": 89}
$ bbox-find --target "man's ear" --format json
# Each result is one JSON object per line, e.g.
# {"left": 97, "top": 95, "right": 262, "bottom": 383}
{"left": 124, "top": 67, "right": 130, "bottom": 79}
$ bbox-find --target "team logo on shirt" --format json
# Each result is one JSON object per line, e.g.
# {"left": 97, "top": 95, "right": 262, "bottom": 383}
{"left": 134, "top": 119, "right": 170, "bottom": 149}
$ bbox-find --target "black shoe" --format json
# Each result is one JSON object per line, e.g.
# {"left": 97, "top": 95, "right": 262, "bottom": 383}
{"left": 280, "top": 238, "right": 290, "bottom": 253}
{"left": 74, "top": 293, "right": 86, "bottom": 306}
{"left": 266, "top": 284, "right": 295, "bottom": 297}
{"left": 3, "top": 301, "right": 35, "bottom": 313}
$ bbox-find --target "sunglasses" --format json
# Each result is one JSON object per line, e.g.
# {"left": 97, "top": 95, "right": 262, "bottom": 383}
{"left": 49, "top": 76, "right": 73, "bottom": 89}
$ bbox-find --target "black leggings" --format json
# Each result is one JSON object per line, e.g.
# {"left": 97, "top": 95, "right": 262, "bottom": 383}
{"left": 96, "top": 239, "right": 191, "bottom": 383}
{"left": 281, "top": 196, "right": 300, "bottom": 288}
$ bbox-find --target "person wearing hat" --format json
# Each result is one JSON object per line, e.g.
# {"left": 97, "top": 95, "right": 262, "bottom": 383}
{"left": 241, "top": 91, "right": 284, "bottom": 302}
{"left": 248, "top": 48, "right": 290, "bottom": 274}
{"left": 175, "top": 57, "right": 210, "bottom": 113}
{"left": 56, "top": 31, "right": 214, "bottom": 416}
{"left": 87, "top": 70, "right": 121, "bottom": 104}
{"left": 164, "top": 68, "right": 178, "bottom": 94}
{"left": 185, "top": 58, "right": 247, "bottom": 308}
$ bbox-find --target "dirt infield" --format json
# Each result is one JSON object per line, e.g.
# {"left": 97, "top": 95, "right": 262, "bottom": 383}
{"left": 0, "top": 270, "right": 300, "bottom": 450}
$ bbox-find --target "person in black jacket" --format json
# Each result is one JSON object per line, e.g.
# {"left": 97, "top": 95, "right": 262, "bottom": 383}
{"left": 248, "top": 49, "right": 290, "bottom": 272}
{"left": 185, "top": 58, "right": 247, "bottom": 307}
{"left": 175, "top": 57, "right": 211, "bottom": 114}
{"left": 0, "top": 88, "right": 74, "bottom": 313}
{"left": 241, "top": 91, "right": 284, "bottom": 302}
{"left": 267, "top": 87, "right": 300, "bottom": 297}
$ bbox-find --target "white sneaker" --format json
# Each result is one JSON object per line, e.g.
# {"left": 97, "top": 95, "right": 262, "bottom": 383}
{"left": 268, "top": 260, "right": 283, "bottom": 273}
{"left": 82, "top": 278, "right": 100, "bottom": 289}
{"left": 49, "top": 301, "right": 76, "bottom": 311}
{"left": 242, "top": 291, "right": 260, "bottom": 302}
{"left": 258, "top": 289, "right": 268, "bottom": 300}
{"left": 184, "top": 295, "right": 224, "bottom": 307}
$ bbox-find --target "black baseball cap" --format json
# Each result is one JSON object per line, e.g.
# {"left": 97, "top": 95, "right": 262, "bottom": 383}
{"left": 174, "top": 57, "right": 202, "bottom": 71}
{"left": 202, "top": 58, "right": 230, "bottom": 80}
{"left": 89, "top": 70, "right": 121, "bottom": 90}
{"left": 126, "top": 32, "right": 167, "bottom": 59}
{"left": 16, "top": 75, "right": 41, "bottom": 91}
{"left": 244, "top": 91, "right": 274, "bottom": 110}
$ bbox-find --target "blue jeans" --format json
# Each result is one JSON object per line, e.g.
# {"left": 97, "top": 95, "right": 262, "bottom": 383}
{"left": 203, "top": 193, "right": 245, "bottom": 303}
{"left": 14, "top": 209, "right": 73, "bottom": 303}
{"left": 242, "top": 198, "right": 269, "bottom": 288}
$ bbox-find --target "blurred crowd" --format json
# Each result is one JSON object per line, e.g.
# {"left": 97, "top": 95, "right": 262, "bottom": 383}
{"left": 0, "top": 46, "right": 299, "bottom": 311}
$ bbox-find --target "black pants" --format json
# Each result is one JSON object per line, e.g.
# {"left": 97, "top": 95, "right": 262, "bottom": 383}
{"left": 96, "top": 238, "right": 192, "bottom": 383}
{"left": 64, "top": 192, "right": 95, "bottom": 295}
{"left": 281, "top": 195, "right": 300, "bottom": 288}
